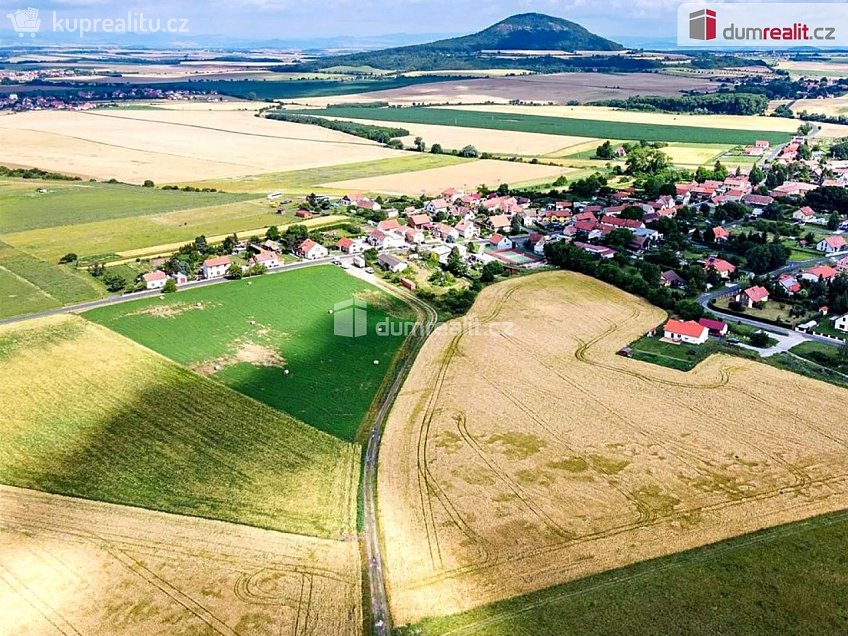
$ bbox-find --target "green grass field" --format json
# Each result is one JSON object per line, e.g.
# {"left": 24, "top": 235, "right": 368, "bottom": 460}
{"left": 0, "top": 315, "right": 358, "bottom": 538}
{"left": 182, "top": 153, "right": 469, "bottom": 193}
{"left": 403, "top": 509, "right": 848, "bottom": 635}
{"left": 0, "top": 179, "right": 253, "bottom": 233}
{"left": 292, "top": 107, "right": 792, "bottom": 146}
{"left": 0, "top": 266, "right": 58, "bottom": 319}
{"left": 86, "top": 266, "right": 414, "bottom": 440}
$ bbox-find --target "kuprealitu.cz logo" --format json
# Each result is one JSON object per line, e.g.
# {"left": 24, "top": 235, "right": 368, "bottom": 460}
{"left": 5, "top": 6, "right": 189, "bottom": 39}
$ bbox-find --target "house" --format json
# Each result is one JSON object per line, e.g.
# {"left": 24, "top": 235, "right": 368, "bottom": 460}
{"left": 377, "top": 253, "right": 408, "bottom": 273}
{"left": 735, "top": 285, "right": 770, "bottom": 308}
{"left": 793, "top": 206, "right": 816, "bottom": 222}
{"left": 337, "top": 237, "right": 365, "bottom": 254}
{"left": 454, "top": 219, "right": 478, "bottom": 239}
{"left": 835, "top": 314, "right": 848, "bottom": 333}
{"left": 377, "top": 219, "right": 402, "bottom": 232}
{"left": 663, "top": 320, "right": 709, "bottom": 345}
{"left": 703, "top": 257, "right": 736, "bottom": 279}
{"left": 742, "top": 193, "right": 774, "bottom": 208}
{"left": 251, "top": 251, "right": 279, "bottom": 269}
{"left": 801, "top": 264, "right": 838, "bottom": 283}
{"left": 546, "top": 209, "right": 571, "bottom": 223}
{"left": 488, "top": 233, "right": 513, "bottom": 251}
{"left": 424, "top": 198, "right": 449, "bottom": 214}
{"left": 431, "top": 222, "right": 460, "bottom": 242}
{"left": 172, "top": 272, "right": 188, "bottom": 286}
{"left": 295, "top": 239, "right": 329, "bottom": 260}
{"left": 573, "top": 241, "right": 615, "bottom": 259}
{"left": 778, "top": 274, "right": 802, "bottom": 295}
{"left": 294, "top": 209, "right": 313, "bottom": 220}
{"left": 699, "top": 318, "right": 729, "bottom": 337}
{"left": 404, "top": 227, "right": 425, "bottom": 244}
{"left": 341, "top": 194, "right": 381, "bottom": 211}
{"left": 367, "top": 229, "right": 405, "bottom": 249}
{"left": 488, "top": 214, "right": 511, "bottom": 232}
{"left": 660, "top": 270, "right": 686, "bottom": 289}
{"left": 408, "top": 214, "right": 432, "bottom": 230}
{"left": 712, "top": 226, "right": 730, "bottom": 242}
{"left": 201, "top": 256, "right": 231, "bottom": 279}
{"left": 142, "top": 270, "right": 168, "bottom": 290}
{"left": 836, "top": 255, "right": 848, "bottom": 272}
{"left": 817, "top": 235, "right": 847, "bottom": 253}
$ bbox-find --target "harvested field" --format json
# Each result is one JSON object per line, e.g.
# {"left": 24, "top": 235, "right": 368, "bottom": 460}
{"left": 291, "top": 72, "right": 717, "bottom": 107}
{"left": 321, "top": 159, "right": 566, "bottom": 195}
{"left": 0, "top": 485, "right": 360, "bottom": 635}
{"left": 378, "top": 271, "right": 848, "bottom": 624}
{"left": 787, "top": 95, "right": 848, "bottom": 118}
{"left": 0, "top": 314, "right": 358, "bottom": 538}
{"left": 0, "top": 108, "right": 400, "bottom": 183}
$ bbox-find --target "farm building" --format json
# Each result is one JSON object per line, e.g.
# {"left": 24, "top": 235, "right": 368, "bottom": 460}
{"left": 142, "top": 270, "right": 168, "bottom": 290}
{"left": 663, "top": 320, "right": 709, "bottom": 345}
{"left": 295, "top": 239, "right": 329, "bottom": 261}
{"left": 201, "top": 256, "right": 231, "bottom": 279}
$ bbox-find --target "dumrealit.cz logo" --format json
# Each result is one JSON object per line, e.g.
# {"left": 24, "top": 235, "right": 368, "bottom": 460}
{"left": 678, "top": 3, "right": 848, "bottom": 47}
{"left": 333, "top": 298, "right": 368, "bottom": 338}
{"left": 6, "top": 6, "right": 189, "bottom": 39}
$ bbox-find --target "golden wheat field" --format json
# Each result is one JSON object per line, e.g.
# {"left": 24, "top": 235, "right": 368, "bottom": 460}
{"left": 378, "top": 271, "right": 848, "bottom": 624}
{"left": 0, "top": 485, "right": 361, "bottom": 635}
{"left": 0, "top": 109, "right": 400, "bottom": 183}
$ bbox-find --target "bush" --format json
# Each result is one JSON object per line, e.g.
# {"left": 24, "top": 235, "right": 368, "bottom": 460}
{"left": 750, "top": 331, "right": 770, "bottom": 347}
{"left": 163, "top": 278, "right": 177, "bottom": 293}
{"left": 58, "top": 253, "right": 78, "bottom": 264}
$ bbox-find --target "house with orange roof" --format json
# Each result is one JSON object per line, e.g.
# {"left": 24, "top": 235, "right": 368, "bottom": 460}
{"left": 735, "top": 285, "right": 769, "bottom": 308}
{"left": 817, "top": 235, "right": 847, "bottom": 254}
{"left": 663, "top": 320, "right": 709, "bottom": 345}
{"left": 703, "top": 256, "right": 736, "bottom": 279}
{"left": 201, "top": 256, "right": 231, "bottom": 279}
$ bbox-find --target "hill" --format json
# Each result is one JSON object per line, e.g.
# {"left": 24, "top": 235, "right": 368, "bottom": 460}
{"left": 291, "top": 13, "right": 628, "bottom": 73}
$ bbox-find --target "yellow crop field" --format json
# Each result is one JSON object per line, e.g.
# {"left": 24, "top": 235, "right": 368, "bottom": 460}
{"left": 378, "top": 271, "right": 848, "bottom": 624}
{"left": 1, "top": 485, "right": 361, "bottom": 635}
{"left": 321, "top": 159, "right": 566, "bottom": 195}
{"left": 0, "top": 108, "right": 400, "bottom": 183}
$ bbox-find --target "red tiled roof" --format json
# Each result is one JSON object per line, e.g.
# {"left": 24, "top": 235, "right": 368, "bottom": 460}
{"left": 744, "top": 286, "right": 769, "bottom": 303}
{"left": 203, "top": 256, "right": 231, "bottom": 268}
{"left": 143, "top": 270, "right": 167, "bottom": 281}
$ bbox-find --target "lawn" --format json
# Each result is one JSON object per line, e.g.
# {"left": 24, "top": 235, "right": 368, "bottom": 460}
{"left": 402, "top": 508, "right": 848, "bottom": 636}
{"left": 628, "top": 333, "right": 720, "bottom": 371}
{"left": 0, "top": 179, "right": 253, "bottom": 233}
{"left": 0, "top": 315, "right": 359, "bottom": 538}
{"left": 86, "top": 265, "right": 414, "bottom": 440}
{"left": 292, "top": 106, "right": 792, "bottom": 146}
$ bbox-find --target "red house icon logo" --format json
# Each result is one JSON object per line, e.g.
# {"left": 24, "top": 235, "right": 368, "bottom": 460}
{"left": 689, "top": 9, "right": 717, "bottom": 40}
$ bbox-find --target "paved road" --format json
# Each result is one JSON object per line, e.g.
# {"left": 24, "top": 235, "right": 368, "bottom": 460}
{"left": 357, "top": 278, "right": 438, "bottom": 636}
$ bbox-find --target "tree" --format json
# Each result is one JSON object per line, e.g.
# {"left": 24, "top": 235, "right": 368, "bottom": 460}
{"left": 194, "top": 235, "right": 208, "bottom": 254}
{"left": 163, "top": 278, "right": 177, "bottom": 293}
{"left": 101, "top": 270, "right": 126, "bottom": 292}
{"left": 750, "top": 330, "right": 770, "bottom": 348}
{"left": 430, "top": 143, "right": 443, "bottom": 155}
{"left": 749, "top": 164, "right": 765, "bottom": 186}
{"left": 222, "top": 233, "right": 239, "bottom": 253}
{"left": 58, "top": 253, "right": 78, "bottom": 264}
{"left": 446, "top": 247, "right": 466, "bottom": 276}
{"left": 458, "top": 145, "right": 479, "bottom": 158}
{"left": 386, "top": 139, "right": 404, "bottom": 149}
{"left": 266, "top": 225, "right": 281, "bottom": 241}
{"left": 625, "top": 145, "right": 669, "bottom": 175}
{"left": 142, "top": 179, "right": 155, "bottom": 188}
{"left": 510, "top": 215, "right": 523, "bottom": 235}
{"left": 595, "top": 140, "right": 614, "bottom": 159}
{"left": 639, "top": 261, "right": 661, "bottom": 285}
{"left": 481, "top": 260, "right": 505, "bottom": 282}
{"left": 606, "top": 228, "right": 633, "bottom": 249}
{"left": 675, "top": 299, "right": 704, "bottom": 321}
{"left": 828, "top": 211, "right": 842, "bottom": 231}
{"left": 703, "top": 227, "right": 716, "bottom": 243}
{"left": 226, "top": 264, "right": 243, "bottom": 279}
{"left": 620, "top": 206, "right": 644, "bottom": 221}
{"left": 414, "top": 136, "right": 426, "bottom": 152}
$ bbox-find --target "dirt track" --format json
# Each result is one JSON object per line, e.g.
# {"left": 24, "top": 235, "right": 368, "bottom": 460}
{"left": 378, "top": 271, "right": 848, "bottom": 624}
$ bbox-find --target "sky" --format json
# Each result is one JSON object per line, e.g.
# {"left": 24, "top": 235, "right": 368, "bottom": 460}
{"left": 0, "top": 0, "right": 843, "bottom": 45}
